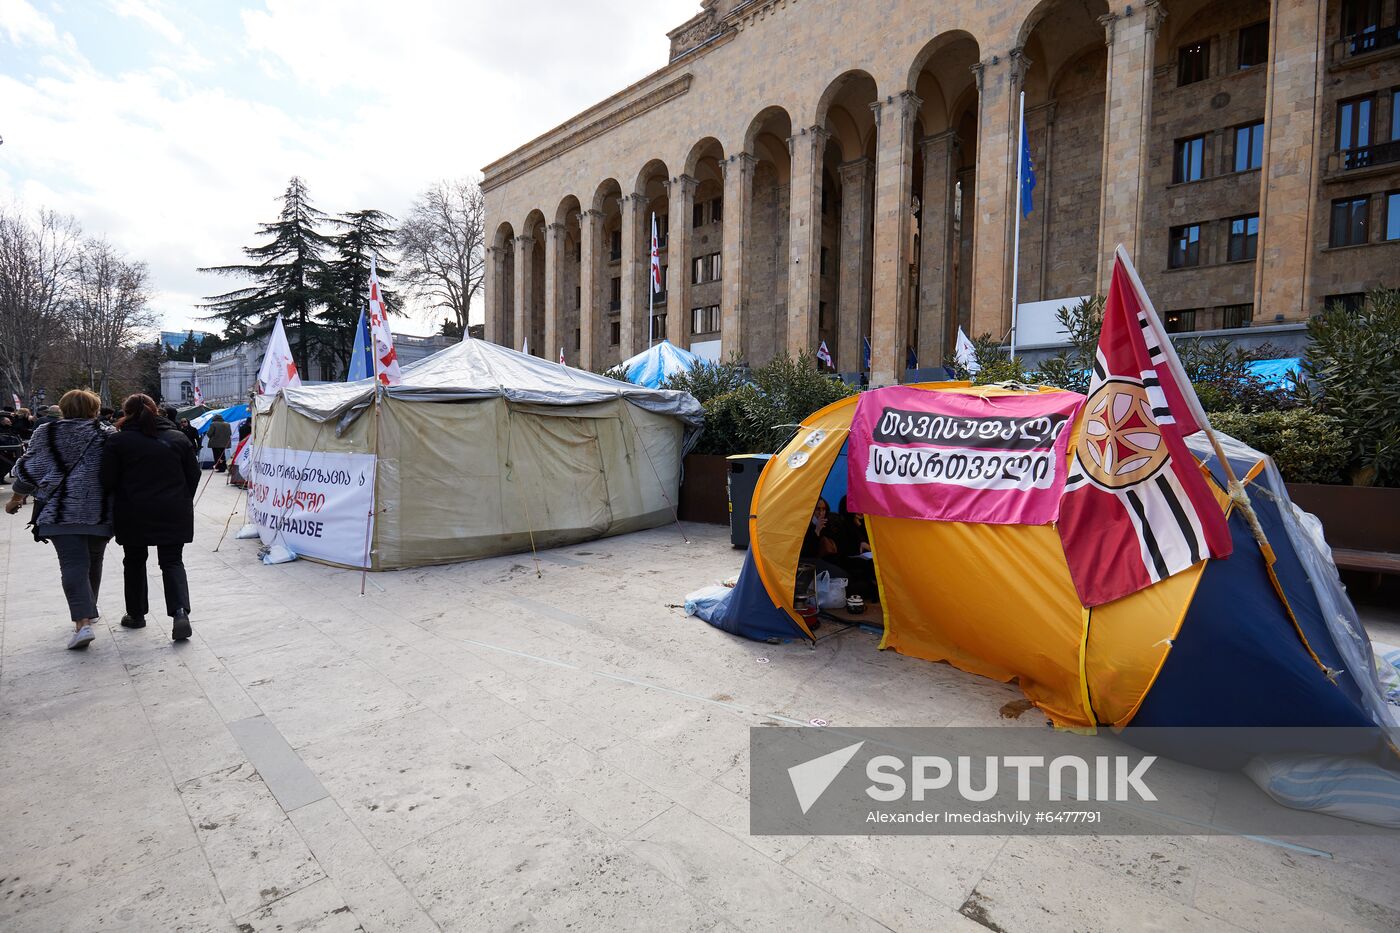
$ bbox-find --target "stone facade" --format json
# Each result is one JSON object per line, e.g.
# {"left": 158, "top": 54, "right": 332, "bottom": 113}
{"left": 482, "top": 0, "right": 1400, "bottom": 384}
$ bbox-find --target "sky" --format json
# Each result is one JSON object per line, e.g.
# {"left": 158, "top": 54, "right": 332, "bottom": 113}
{"left": 0, "top": 0, "right": 699, "bottom": 335}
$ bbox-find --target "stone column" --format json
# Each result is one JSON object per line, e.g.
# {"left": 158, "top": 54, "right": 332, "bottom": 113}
{"left": 544, "top": 222, "right": 565, "bottom": 360}
{"left": 870, "top": 90, "right": 921, "bottom": 386}
{"left": 836, "top": 156, "right": 874, "bottom": 372}
{"left": 578, "top": 209, "right": 600, "bottom": 369}
{"left": 970, "top": 56, "right": 1016, "bottom": 340}
{"left": 1096, "top": 0, "right": 1164, "bottom": 291}
{"left": 484, "top": 245, "right": 503, "bottom": 344}
{"left": 1254, "top": 0, "right": 1327, "bottom": 322}
{"left": 918, "top": 130, "right": 957, "bottom": 367}
{"left": 721, "top": 153, "right": 755, "bottom": 359}
{"left": 512, "top": 235, "right": 534, "bottom": 353}
{"left": 666, "top": 175, "right": 697, "bottom": 347}
{"left": 620, "top": 195, "right": 642, "bottom": 357}
{"left": 786, "top": 126, "right": 830, "bottom": 359}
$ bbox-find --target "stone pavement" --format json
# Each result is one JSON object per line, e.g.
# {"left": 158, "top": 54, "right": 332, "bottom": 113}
{"left": 2, "top": 478, "right": 1399, "bottom": 932}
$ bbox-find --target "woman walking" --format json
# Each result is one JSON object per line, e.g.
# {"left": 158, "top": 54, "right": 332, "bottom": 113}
{"left": 102, "top": 394, "right": 199, "bottom": 641}
{"left": 3, "top": 389, "right": 112, "bottom": 650}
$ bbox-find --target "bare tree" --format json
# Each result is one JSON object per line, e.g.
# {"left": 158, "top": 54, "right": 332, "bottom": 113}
{"left": 396, "top": 179, "right": 486, "bottom": 336}
{"left": 68, "top": 238, "right": 157, "bottom": 404}
{"left": 0, "top": 207, "right": 81, "bottom": 404}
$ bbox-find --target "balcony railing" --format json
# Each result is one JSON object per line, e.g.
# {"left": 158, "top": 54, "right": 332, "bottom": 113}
{"left": 1344, "top": 25, "right": 1400, "bottom": 57}
{"left": 1338, "top": 138, "right": 1400, "bottom": 171}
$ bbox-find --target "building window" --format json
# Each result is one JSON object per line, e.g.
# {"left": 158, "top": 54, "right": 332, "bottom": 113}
{"left": 820, "top": 246, "right": 829, "bottom": 275}
{"left": 1221, "top": 304, "right": 1252, "bottom": 329}
{"left": 1387, "top": 191, "right": 1400, "bottom": 239}
{"left": 656, "top": 214, "right": 668, "bottom": 249}
{"left": 179, "top": 380, "right": 192, "bottom": 402}
{"left": 1338, "top": 96, "right": 1374, "bottom": 153}
{"left": 1178, "top": 41, "right": 1209, "bottom": 86}
{"left": 691, "top": 305, "right": 720, "bottom": 335}
{"left": 1238, "top": 21, "right": 1268, "bottom": 68}
{"left": 652, "top": 312, "right": 666, "bottom": 335}
{"left": 574, "top": 285, "right": 581, "bottom": 309}
{"left": 1330, "top": 196, "right": 1370, "bottom": 247}
{"left": 1325, "top": 292, "right": 1367, "bottom": 313}
{"left": 819, "top": 301, "right": 829, "bottom": 329}
{"left": 609, "top": 321, "right": 621, "bottom": 345}
{"left": 1342, "top": 0, "right": 1381, "bottom": 42}
{"left": 1164, "top": 309, "right": 1198, "bottom": 333}
{"left": 1234, "top": 122, "right": 1264, "bottom": 172}
{"left": 609, "top": 230, "right": 622, "bottom": 261}
{"left": 1228, "top": 214, "right": 1259, "bottom": 262}
{"left": 711, "top": 198, "right": 722, "bottom": 223}
{"left": 692, "top": 256, "right": 704, "bottom": 284}
{"left": 655, "top": 264, "right": 668, "bottom": 304}
{"left": 609, "top": 276, "right": 621, "bottom": 310}
{"left": 693, "top": 203, "right": 704, "bottom": 228}
{"left": 710, "top": 252, "right": 722, "bottom": 281}
{"left": 1169, "top": 223, "right": 1202, "bottom": 268}
{"left": 1173, "top": 135, "right": 1206, "bottom": 183}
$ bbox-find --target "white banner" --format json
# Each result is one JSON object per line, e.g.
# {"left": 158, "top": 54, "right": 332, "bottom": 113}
{"left": 247, "top": 445, "right": 376, "bottom": 566}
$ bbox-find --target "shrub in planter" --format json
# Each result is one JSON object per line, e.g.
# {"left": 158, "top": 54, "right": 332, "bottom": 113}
{"left": 1306, "top": 289, "right": 1400, "bottom": 486}
{"left": 661, "top": 356, "right": 746, "bottom": 404}
{"left": 685, "top": 353, "right": 855, "bottom": 455}
{"left": 1208, "top": 410, "right": 1350, "bottom": 485}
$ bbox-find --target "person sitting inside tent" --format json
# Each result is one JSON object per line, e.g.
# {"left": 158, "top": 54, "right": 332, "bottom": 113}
{"left": 801, "top": 498, "right": 839, "bottom": 560}
{"left": 833, "top": 497, "right": 878, "bottom": 603}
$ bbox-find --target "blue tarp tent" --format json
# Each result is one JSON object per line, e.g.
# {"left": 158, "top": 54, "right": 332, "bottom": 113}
{"left": 1245, "top": 357, "right": 1302, "bottom": 390}
{"left": 191, "top": 404, "right": 250, "bottom": 435}
{"left": 620, "top": 340, "right": 699, "bottom": 388}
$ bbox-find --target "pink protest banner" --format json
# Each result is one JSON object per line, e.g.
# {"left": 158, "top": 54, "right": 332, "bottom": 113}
{"left": 846, "top": 386, "right": 1086, "bottom": 525}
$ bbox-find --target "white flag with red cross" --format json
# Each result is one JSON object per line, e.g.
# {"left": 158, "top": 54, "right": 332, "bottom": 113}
{"left": 650, "top": 213, "right": 662, "bottom": 294}
{"left": 816, "top": 340, "right": 833, "bottom": 369}
{"left": 1056, "top": 248, "right": 1232, "bottom": 607}
{"left": 367, "top": 257, "right": 402, "bottom": 386}
{"left": 256, "top": 315, "right": 302, "bottom": 396}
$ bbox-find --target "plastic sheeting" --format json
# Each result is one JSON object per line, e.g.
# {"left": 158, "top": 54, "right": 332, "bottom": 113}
{"left": 620, "top": 340, "right": 700, "bottom": 388}
{"left": 266, "top": 338, "right": 704, "bottom": 451}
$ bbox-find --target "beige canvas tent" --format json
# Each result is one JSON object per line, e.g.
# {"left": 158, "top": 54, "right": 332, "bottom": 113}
{"left": 248, "top": 339, "right": 703, "bottom": 570}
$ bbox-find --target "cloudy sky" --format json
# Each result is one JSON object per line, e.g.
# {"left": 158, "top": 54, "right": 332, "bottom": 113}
{"left": 0, "top": 0, "right": 698, "bottom": 335}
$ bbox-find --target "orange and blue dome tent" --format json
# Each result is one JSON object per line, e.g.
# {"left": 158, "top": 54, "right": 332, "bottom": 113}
{"left": 700, "top": 381, "right": 1396, "bottom": 737}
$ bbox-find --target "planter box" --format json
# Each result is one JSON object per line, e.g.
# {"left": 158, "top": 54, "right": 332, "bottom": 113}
{"left": 678, "top": 453, "right": 729, "bottom": 525}
{"left": 1285, "top": 483, "right": 1400, "bottom": 553}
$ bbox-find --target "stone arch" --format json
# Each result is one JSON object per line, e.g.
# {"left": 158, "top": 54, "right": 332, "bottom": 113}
{"left": 906, "top": 29, "right": 983, "bottom": 98}
{"left": 1017, "top": 0, "right": 1109, "bottom": 307}
{"left": 492, "top": 221, "right": 516, "bottom": 347}
{"left": 589, "top": 179, "right": 625, "bottom": 366}
{"left": 520, "top": 209, "right": 548, "bottom": 356}
{"left": 685, "top": 136, "right": 725, "bottom": 178}
{"left": 742, "top": 106, "right": 794, "bottom": 364}
{"left": 553, "top": 195, "right": 583, "bottom": 363}
{"left": 628, "top": 160, "right": 672, "bottom": 350}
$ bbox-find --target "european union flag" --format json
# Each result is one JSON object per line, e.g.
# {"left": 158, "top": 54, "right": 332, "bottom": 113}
{"left": 1020, "top": 119, "right": 1037, "bottom": 218}
{"left": 347, "top": 307, "right": 373, "bottom": 382}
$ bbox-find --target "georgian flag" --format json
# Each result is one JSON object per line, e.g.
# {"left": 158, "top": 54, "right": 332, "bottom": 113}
{"left": 650, "top": 213, "right": 662, "bottom": 294}
{"left": 955, "top": 328, "right": 980, "bottom": 375}
{"left": 256, "top": 315, "right": 302, "bottom": 396}
{"left": 816, "top": 340, "right": 833, "bottom": 369}
{"left": 559, "top": 347, "right": 566, "bottom": 365}
{"left": 192, "top": 365, "right": 204, "bottom": 406}
{"left": 367, "top": 257, "right": 402, "bottom": 386}
{"left": 1056, "top": 248, "right": 1232, "bottom": 607}
{"left": 11, "top": 393, "right": 20, "bottom": 409}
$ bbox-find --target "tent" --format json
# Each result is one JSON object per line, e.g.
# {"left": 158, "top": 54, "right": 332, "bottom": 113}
{"left": 248, "top": 338, "right": 703, "bottom": 570}
{"left": 701, "top": 382, "right": 1397, "bottom": 739}
{"left": 192, "top": 404, "right": 250, "bottom": 435}
{"left": 1245, "top": 357, "right": 1302, "bottom": 391}
{"left": 619, "top": 340, "right": 699, "bottom": 388}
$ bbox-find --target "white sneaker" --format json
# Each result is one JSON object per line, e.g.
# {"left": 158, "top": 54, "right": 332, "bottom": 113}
{"left": 67, "top": 625, "right": 95, "bottom": 650}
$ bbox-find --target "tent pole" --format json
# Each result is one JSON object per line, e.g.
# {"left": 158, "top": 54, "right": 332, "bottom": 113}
{"left": 360, "top": 385, "right": 382, "bottom": 595}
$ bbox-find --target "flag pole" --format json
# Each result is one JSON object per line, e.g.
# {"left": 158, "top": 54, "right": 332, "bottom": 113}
{"left": 1010, "top": 90, "right": 1025, "bottom": 361}
{"left": 648, "top": 211, "right": 656, "bottom": 349}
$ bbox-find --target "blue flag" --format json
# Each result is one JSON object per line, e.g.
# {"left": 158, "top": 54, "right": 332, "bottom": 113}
{"left": 347, "top": 307, "right": 373, "bottom": 382}
{"left": 1020, "top": 120, "right": 1037, "bottom": 218}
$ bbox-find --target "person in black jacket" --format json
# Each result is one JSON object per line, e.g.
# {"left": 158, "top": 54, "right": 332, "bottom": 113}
{"left": 101, "top": 394, "right": 199, "bottom": 641}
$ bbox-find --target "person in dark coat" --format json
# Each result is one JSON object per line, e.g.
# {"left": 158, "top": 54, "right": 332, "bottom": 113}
{"left": 178, "top": 417, "right": 200, "bottom": 450}
{"left": 207, "top": 413, "right": 231, "bottom": 472}
{"left": 101, "top": 394, "right": 199, "bottom": 641}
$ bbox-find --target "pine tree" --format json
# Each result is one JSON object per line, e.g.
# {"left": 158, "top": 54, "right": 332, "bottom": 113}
{"left": 319, "top": 209, "right": 399, "bottom": 371}
{"left": 199, "top": 176, "right": 332, "bottom": 373}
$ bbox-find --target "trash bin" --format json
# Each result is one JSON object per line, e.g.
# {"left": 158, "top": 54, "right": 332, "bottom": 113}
{"left": 727, "top": 454, "right": 773, "bottom": 549}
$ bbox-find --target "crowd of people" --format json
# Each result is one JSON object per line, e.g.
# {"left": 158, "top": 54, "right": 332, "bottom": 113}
{"left": 2, "top": 390, "right": 200, "bottom": 650}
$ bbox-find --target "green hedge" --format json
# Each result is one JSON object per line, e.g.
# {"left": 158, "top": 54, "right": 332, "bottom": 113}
{"left": 1207, "top": 410, "right": 1351, "bottom": 485}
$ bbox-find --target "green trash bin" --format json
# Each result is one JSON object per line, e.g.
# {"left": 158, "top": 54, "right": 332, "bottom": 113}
{"left": 727, "top": 454, "right": 773, "bottom": 549}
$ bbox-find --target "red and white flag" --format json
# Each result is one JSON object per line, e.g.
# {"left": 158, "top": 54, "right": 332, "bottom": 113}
{"left": 649, "top": 214, "right": 662, "bottom": 295}
{"left": 192, "top": 364, "right": 204, "bottom": 406}
{"left": 816, "top": 340, "right": 833, "bottom": 369}
{"left": 367, "top": 257, "right": 402, "bottom": 386}
{"left": 12, "top": 393, "right": 21, "bottom": 409}
{"left": 559, "top": 346, "right": 566, "bottom": 365}
{"left": 1056, "top": 248, "right": 1231, "bottom": 607}
{"left": 256, "top": 315, "right": 302, "bottom": 396}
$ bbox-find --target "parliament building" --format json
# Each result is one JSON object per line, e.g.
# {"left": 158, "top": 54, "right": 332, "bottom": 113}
{"left": 481, "top": 0, "right": 1400, "bottom": 384}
